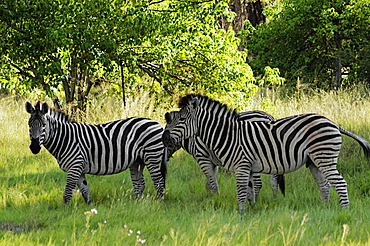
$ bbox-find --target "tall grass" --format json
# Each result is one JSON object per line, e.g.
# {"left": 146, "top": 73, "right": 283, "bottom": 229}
{"left": 1, "top": 88, "right": 370, "bottom": 245}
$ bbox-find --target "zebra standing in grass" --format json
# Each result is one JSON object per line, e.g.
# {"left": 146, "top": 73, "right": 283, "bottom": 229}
{"left": 162, "top": 94, "right": 370, "bottom": 213}
{"left": 26, "top": 101, "right": 167, "bottom": 204}
{"left": 166, "top": 110, "right": 285, "bottom": 203}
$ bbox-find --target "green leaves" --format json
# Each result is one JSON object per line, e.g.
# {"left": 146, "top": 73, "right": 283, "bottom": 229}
{"left": 248, "top": 0, "right": 370, "bottom": 87}
{"left": 1, "top": 0, "right": 260, "bottom": 108}
{"left": 259, "top": 66, "right": 285, "bottom": 87}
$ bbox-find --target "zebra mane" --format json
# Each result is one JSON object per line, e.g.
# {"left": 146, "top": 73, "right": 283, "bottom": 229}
{"left": 35, "top": 101, "right": 43, "bottom": 110}
{"left": 178, "top": 94, "right": 239, "bottom": 120}
{"left": 44, "top": 103, "right": 73, "bottom": 123}
{"left": 48, "top": 108, "right": 73, "bottom": 123}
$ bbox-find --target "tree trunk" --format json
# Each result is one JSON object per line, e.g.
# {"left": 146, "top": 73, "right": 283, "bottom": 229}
{"left": 333, "top": 22, "right": 343, "bottom": 90}
{"left": 59, "top": 50, "right": 93, "bottom": 122}
{"left": 245, "top": 0, "right": 266, "bottom": 27}
{"left": 120, "top": 62, "right": 126, "bottom": 107}
{"left": 334, "top": 56, "right": 342, "bottom": 90}
{"left": 232, "top": 0, "right": 248, "bottom": 33}
{"left": 220, "top": 0, "right": 266, "bottom": 31}
{"left": 219, "top": 0, "right": 266, "bottom": 50}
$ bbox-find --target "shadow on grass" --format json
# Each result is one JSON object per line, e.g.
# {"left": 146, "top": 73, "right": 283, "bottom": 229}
{"left": 0, "top": 221, "right": 41, "bottom": 234}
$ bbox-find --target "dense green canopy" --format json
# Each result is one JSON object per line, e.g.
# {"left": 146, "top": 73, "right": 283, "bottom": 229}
{"left": 1, "top": 0, "right": 369, "bottom": 110}
{"left": 0, "top": 0, "right": 257, "bottom": 110}
{"left": 248, "top": 0, "right": 370, "bottom": 88}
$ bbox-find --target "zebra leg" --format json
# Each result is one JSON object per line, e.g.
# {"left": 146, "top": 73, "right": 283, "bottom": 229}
{"left": 77, "top": 174, "right": 92, "bottom": 205}
{"left": 252, "top": 172, "right": 263, "bottom": 200}
{"left": 246, "top": 172, "right": 266, "bottom": 205}
{"left": 308, "top": 164, "right": 331, "bottom": 202}
{"left": 321, "top": 167, "right": 349, "bottom": 208}
{"left": 246, "top": 173, "right": 256, "bottom": 206}
{"left": 235, "top": 164, "right": 252, "bottom": 214}
{"left": 269, "top": 175, "right": 279, "bottom": 199}
{"left": 146, "top": 163, "right": 165, "bottom": 199}
{"left": 198, "top": 161, "right": 220, "bottom": 194}
{"left": 129, "top": 162, "right": 146, "bottom": 198}
{"left": 64, "top": 165, "right": 84, "bottom": 204}
{"left": 314, "top": 160, "right": 349, "bottom": 208}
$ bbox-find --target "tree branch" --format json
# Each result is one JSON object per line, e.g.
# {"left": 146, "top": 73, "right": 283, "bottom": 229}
{"left": 0, "top": 17, "right": 27, "bottom": 34}
{"left": 8, "top": 61, "right": 35, "bottom": 79}
{"left": 136, "top": 62, "right": 174, "bottom": 95}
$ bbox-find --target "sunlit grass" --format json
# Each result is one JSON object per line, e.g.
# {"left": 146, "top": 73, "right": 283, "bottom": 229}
{"left": 1, "top": 88, "right": 370, "bottom": 245}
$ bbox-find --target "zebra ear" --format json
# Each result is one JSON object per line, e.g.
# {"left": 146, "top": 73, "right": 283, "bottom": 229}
{"left": 188, "top": 98, "right": 199, "bottom": 113}
{"left": 165, "top": 112, "right": 172, "bottom": 124}
{"left": 41, "top": 102, "right": 49, "bottom": 114}
{"left": 25, "top": 102, "right": 35, "bottom": 114}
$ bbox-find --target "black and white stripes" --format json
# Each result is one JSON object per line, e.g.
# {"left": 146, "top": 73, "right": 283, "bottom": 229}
{"left": 162, "top": 94, "right": 370, "bottom": 213}
{"left": 26, "top": 101, "right": 167, "bottom": 204}
{"left": 168, "top": 110, "right": 284, "bottom": 203}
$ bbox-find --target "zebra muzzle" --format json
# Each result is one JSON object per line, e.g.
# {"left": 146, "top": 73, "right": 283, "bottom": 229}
{"left": 162, "top": 130, "right": 175, "bottom": 148}
{"left": 30, "top": 138, "right": 41, "bottom": 154}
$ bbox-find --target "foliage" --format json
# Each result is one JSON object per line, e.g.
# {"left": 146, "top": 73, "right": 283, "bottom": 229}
{"left": 0, "top": 0, "right": 126, "bottom": 107}
{"left": 258, "top": 66, "right": 285, "bottom": 86}
{"left": 0, "top": 0, "right": 258, "bottom": 111}
{"left": 247, "top": 0, "right": 370, "bottom": 88}
{"left": 1, "top": 90, "right": 370, "bottom": 245}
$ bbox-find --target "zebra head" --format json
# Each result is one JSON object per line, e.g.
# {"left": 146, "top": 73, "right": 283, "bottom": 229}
{"left": 162, "top": 96, "right": 199, "bottom": 148}
{"left": 25, "top": 101, "right": 50, "bottom": 154}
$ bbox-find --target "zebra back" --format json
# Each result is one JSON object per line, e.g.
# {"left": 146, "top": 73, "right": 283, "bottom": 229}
{"left": 238, "top": 111, "right": 275, "bottom": 122}
{"left": 181, "top": 110, "right": 275, "bottom": 155}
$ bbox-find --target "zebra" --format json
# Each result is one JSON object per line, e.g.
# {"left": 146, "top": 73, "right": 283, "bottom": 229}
{"left": 166, "top": 110, "right": 285, "bottom": 203}
{"left": 162, "top": 94, "right": 370, "bottom": 213}
{"left": 26, "top": 101, "right": 168, "bottom": 205}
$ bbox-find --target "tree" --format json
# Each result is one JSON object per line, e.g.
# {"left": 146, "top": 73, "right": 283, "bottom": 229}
{"left": 247, "top": 0, "right": 370, "bottom": 88}
{"left": 0, "top": 0, "right": 123, "bottom": 113}
{"left": 218, "top": 0, "right": 267, "bottom": 51}
{"left": 0, "top": 0, "right": 258, "bottom": 113}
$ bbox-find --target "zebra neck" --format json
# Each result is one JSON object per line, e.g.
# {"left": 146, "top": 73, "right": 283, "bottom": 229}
{"left": 43, "top": 119, "right": 67, "bottom": 155}
{"left": 196, "top": 114, "right": 238, "bottom": 151}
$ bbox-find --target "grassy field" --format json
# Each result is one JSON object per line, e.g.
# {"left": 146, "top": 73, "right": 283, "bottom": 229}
{"left": 1, "top": 89, "right": 370, "bottom": 245}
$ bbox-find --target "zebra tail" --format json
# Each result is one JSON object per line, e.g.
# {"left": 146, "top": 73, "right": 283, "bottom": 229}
{"left": 277, "top": 174, "right": 285, "bottom": 196}
{"left": 161, "top": 147, "right": 168, "bottom": 187}
{"left": 339, "top": 126, "right": 370, "bottom": 160}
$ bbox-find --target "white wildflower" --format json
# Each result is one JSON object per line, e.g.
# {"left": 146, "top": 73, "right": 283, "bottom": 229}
{"left": 84, "top": 208, "right": 98, "bottom": 215}
{"left": 138, "top": 239, "right": 146, "bottom": 244}
{"left": 98, "top": 220, "right": 107, "bottom": 225}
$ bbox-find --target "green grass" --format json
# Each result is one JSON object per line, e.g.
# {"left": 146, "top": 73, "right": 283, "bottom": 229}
{"left": 1, "top": 89, "right": 370, "bottom": 245}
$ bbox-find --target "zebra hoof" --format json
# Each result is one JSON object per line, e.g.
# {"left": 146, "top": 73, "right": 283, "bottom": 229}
{"left": 340, "top": 203, "right": 350, "bottom": 209}
{"left": 239, "top": 207, "right": 247, "bottom": 216}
